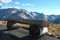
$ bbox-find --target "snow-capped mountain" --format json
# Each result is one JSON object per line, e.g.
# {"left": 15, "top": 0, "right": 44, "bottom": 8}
{"left": 0, "top": 8, "right": 32, "bottom": 20}
{"left": 0, "top": 8, "right": 60, "bottom": 24}
{"left": 53, "top": 17, "right": 60, "bottom": 24}
{"left": 0, "top": 8, "right": 46, "bottom": 20}
{"left": 0, "top": 8, "right": 20, "bottom": 20}
{"left": 47, "top": 15, "right": 57, "bottom": 20}
{"left": 47, "top": 15, "right": 60, "bottom": 23}
{"left": 29, "top": 12, "right": 45, "bottom": 20}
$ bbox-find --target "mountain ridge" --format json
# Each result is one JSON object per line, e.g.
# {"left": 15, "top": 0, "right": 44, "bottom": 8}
{"left": 0, "top": 8, "right": 60, "bottom": 24}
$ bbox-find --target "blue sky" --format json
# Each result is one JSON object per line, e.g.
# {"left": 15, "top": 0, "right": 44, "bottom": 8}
{"left": 0, "top": 0, "right": 60, "bottom": 15}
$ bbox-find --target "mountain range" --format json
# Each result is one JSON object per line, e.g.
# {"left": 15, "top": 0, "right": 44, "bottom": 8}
{"left": 0, "top": 8, "right": 60, "bottom": 24}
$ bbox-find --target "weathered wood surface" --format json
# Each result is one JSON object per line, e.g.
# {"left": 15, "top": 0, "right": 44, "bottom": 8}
{"left": 8, "top": 18, "right": 50, "bottom": 27}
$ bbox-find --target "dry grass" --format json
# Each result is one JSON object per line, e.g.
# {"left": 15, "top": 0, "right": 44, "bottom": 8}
{"left": 48, "top": 24, "right": 60, "bottom": 36}
{"left": 0, "top": 21, "right": 7, "bottom": 25}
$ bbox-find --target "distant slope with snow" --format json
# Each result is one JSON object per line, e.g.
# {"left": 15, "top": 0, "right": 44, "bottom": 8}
{"left": 0, "top": 8, "right": 60, "bottom": 24}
